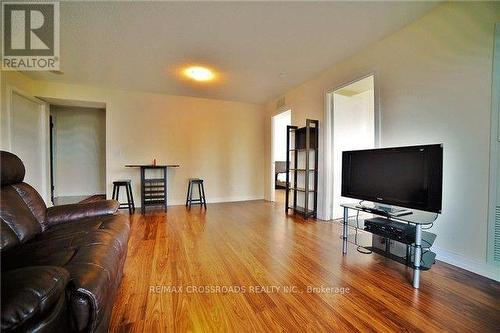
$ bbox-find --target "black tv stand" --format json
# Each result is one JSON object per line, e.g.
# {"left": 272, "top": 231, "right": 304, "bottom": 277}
{"left": 341, "top": 203, "right": 438, "bottom": 289}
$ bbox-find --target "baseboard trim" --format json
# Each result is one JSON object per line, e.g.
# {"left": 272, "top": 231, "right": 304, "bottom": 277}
{"left": 433, "top": 246, "right": 500, "bottom": 282}
{"left": 135, "top": 196, "right": 265, "bottom": 208}
{"left": 170, "top": 195, "right": 264, "bottom": 206}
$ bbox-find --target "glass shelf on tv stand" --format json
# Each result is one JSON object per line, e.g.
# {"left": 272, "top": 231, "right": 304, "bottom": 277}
{"left": 340, "top": 202, "right": 438, "bottom": 225}
{"left": 341, "top": 229, "right": 436, "bottom": 270}
{"left": 340, "top": 202, "right": 439, "bottom": 289}
{"left": 341, "top": 216, "right": 436, "bottom": 249}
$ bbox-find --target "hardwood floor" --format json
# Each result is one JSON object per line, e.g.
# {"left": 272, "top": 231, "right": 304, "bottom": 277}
{"left": 110, "top": 200, "right": 500, "bottom": 332}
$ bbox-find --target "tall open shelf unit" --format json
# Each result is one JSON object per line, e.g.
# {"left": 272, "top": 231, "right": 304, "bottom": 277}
{"left": 285, "top": 119, "right": 319, "bottom": 218}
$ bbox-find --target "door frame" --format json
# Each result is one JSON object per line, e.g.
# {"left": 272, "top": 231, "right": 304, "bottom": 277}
{"left": 321, "top": 72, "right": 380, "bottom": 220}
{"left": 49, "top": 115, "right": 55, "bottom": 204}
{"left": 487, "top": 23, "right": 500, "bottom": 264}
{"left": 6, "top": 85, "right": 51, "bottom": 204}
{"left": 270, "top": 108, "right": 292, "bottom": 202}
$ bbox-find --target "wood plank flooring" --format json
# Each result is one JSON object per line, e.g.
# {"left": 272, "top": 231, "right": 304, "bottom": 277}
{"left": 110, "top": 200, "right": 500, "bottom": 332}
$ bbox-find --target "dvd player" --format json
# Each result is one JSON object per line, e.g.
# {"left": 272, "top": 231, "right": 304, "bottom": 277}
{"left": 364, "top": 217, "right": 416, "bottom": 243}
{"left": 355, "top": 205, "right": 413, "bottom": 217}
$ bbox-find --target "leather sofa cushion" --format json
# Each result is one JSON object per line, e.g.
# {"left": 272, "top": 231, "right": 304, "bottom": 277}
{"left": 2, "top": 214, "right": 130, "bottom": 271}
{"left": 11, "top": 183, "right": 48, "bottom": 228}
{"left": 0, "top": 186, "right": 43, "bottom": 251}
{"left": 0, "top": 220, "right": 20, "bottom": 252}
{"left": 46, "top": 200, "right": 119, "bottom": 227}
{"left": 1, "top": 266, "right": 69, "bottom": 332}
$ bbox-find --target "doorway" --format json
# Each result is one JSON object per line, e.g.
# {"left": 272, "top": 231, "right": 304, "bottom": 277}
{"left": 331, "top": 75, "right": 376, "bottom": 219}
{"left": 8, "top": 90, "right": 49, "bottom": 203}
{"left": 271, "top": 110, "right": 291, "bottom": 203}
{"left": 49, "top": 103, "right": 106, "bottom": 205}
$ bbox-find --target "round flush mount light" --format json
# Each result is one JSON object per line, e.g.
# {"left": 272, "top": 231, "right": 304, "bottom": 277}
{"left": 184, "top": 66, "right": 215, "bottom": 82}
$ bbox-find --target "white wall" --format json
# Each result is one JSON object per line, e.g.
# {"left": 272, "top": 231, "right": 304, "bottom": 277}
{"left": 1, "top": 72, "right": 266, "bottom": 206}
{"left": 51, "top": 106, "right": 106, "bottom": 197}
{"left": 264, "top": 2, "right": 500, "bottom": 277}
{"left": 332, "top": 90, "right": 374, "bottom": 218}
{"left": 272, "top": 110, "right": 291, "bottom": 162}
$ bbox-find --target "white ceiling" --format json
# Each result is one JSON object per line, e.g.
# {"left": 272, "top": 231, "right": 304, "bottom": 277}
{"left": 25, "top": 1, "right": 439, "bottom": 104}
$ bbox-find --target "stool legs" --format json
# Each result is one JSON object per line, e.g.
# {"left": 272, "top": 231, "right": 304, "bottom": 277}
{"left": 186, "top": 180, "right": 207, "bottom": 209}
{"left": 128, "top": 183, "right": 135, "bottom": 213}
{"left": 197, "top": 182, "right": 202, "bottom": 205}
{"left": 200, "top": 182, "right": 207, "bottom": 209}
{"left": 185, "top": 181, "right": 192, "bottom": 207}
{"left": 189, "top": 182, "right": 194, "bottom": 208}
{"left": 125, "top": 184, "right": 132, "bottom": 215}
{"left": 112, "top": 182, "right": 135, "bottom": 214}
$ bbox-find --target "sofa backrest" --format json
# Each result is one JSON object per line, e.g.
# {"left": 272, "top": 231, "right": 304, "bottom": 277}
{"left": 0, "top": 151, "right": 47, "bottom": 252}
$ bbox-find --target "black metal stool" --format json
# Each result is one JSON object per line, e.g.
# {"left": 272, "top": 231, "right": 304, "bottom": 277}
{"left": 186, "top": 178, "right": 207, "bottom": 209}
{"left": 112, "top": 179, "right": 135, "bottom": 214}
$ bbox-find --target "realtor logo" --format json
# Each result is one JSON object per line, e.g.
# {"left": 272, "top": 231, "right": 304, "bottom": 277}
{"left": 2, "top": 2, "right": 59, "bottom": 70}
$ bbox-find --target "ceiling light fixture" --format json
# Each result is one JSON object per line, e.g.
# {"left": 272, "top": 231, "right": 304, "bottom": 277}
{"left": 184, "top": 66, "right": 215, "bottom": 82}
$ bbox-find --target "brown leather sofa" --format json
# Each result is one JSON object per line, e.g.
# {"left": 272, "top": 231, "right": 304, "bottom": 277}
{"left": 1, "top": 151, "right": 130, "bottom": 332}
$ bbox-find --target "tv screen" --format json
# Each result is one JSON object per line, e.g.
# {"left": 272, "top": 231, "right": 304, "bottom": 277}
{"left": 342, "top": 144, "right": 443, "bottom": 213}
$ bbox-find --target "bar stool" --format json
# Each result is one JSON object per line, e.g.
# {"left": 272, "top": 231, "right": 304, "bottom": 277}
{"left": 186, "top": 178, "right": 207, "bottom": 209}
{"left": 112, "top": 179, "right": 135, "bottom": 214}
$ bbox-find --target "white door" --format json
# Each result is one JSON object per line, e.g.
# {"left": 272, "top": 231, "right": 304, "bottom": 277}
{"left": 10, "top": 92, "right": 47, "bottom": 201}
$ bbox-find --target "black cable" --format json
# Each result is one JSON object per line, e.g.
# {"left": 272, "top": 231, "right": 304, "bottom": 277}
{"left": 355, "top": 207, "right": 372, "bottom": 254}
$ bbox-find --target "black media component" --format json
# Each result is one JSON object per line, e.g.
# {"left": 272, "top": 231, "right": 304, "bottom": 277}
{"left": 364, "top": 217, "right": 416, "bottom": 243}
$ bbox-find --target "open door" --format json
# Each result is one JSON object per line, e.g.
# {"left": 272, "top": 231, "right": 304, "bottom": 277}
{"left": 8, "top": 90, "right": 50, "bottom": 203}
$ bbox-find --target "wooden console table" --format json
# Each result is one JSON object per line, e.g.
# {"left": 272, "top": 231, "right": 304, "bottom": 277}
{"left": 125, "top": 164, "right": 179, "bottom": 214}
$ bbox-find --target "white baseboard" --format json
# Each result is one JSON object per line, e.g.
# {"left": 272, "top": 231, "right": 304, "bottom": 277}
{"left": 171, "top": 195, "right": 264, "bottom": 206}
{"left": 56, "top": 193, "right": 104, "bottom": 198}
{"left": 136, "top": 196, "right": 264, "bottom": 208}
{"left": 433, "top": 246, "right": 500, "bottom": 282}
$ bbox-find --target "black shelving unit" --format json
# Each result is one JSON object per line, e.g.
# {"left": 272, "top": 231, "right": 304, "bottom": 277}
{"left": 285, "top": 119, "right": 319, "bottom": 218}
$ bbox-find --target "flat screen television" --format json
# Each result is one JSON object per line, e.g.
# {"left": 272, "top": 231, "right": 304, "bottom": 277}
{"left": 342, "top": 144, "right": 443, "bottom": 213}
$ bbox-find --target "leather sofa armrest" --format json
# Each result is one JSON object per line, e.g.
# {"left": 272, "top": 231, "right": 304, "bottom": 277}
{"left": 1, "top": 266, "right": 69, "bottom": 332}
{"left": 46, "top": 200, "right": 119, "bottom": 226}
